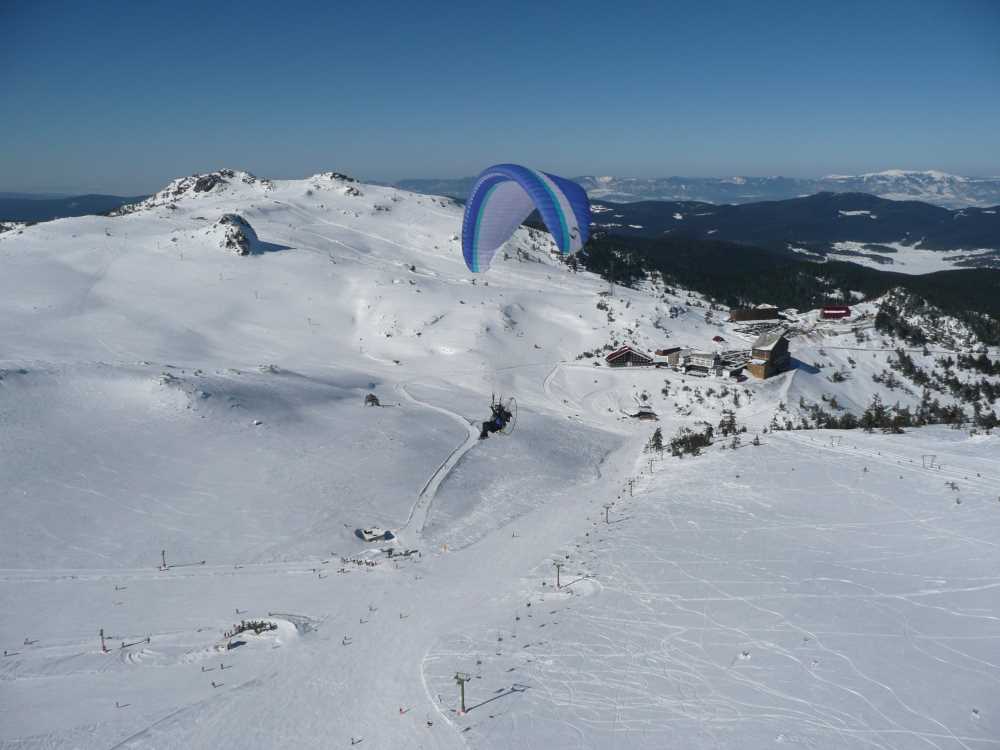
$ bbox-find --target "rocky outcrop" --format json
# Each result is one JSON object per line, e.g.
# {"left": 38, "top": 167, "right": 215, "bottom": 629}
{"left": 112, "top": 170, "right": 272, "bottom": 215}
{"left": 314, "top": 171, "right": 356, "bottom": 183}
{"left": 215, "top": 213, "right": 259, "bottom": 256}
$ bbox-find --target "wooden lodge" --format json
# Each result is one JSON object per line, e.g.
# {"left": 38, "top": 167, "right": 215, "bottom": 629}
{"left": 605, "top": 345, "right": 654, "bottom": 368}
{"left": 746, "top": 329, "right": 791, "bottom": 379}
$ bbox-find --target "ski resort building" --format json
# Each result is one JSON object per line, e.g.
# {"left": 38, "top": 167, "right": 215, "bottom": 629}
{"left": 746, "top": 330, "right": 791, "bottom": 379}
{"left": 605, "top": 345, "right": 653, "bottom": 367}
{"left": 821, "top": 305, "right": 852, "bottom": 320}
{"left": 684, "top": 351, "right": 720, "bottom": 377}
{"left": 653, "top": 346, "right": 683, "bottom": 367}
{"left": 729, "top": 306, "right": 781, "bottom": 322}
{"left": 665, "top": 348, "right": 691, "bottom": 367}
{"left": 655, "top": 346, "right": 683, "bottom": 358}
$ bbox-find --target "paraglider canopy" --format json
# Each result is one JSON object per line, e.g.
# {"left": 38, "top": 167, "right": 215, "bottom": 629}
{"left": 461, "top": 164, "right": 590, "bottom": 273}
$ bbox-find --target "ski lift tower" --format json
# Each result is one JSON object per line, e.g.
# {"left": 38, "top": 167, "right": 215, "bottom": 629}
{"left": 454, "top": 672, "right": 472, "bottom": 714}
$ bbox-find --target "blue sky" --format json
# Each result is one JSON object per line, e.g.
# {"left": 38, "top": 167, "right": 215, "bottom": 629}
{"left": 3, "top": 0, "right": 999, "bottom": 194}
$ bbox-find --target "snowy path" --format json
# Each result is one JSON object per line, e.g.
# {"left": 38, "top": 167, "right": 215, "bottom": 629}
{"left": 397, "top": 382, "right": 481, "bottom": 536}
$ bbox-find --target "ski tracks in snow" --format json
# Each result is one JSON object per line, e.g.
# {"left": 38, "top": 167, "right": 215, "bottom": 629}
{"left": 397, "top": 383, "right": 480, "bottom": 536}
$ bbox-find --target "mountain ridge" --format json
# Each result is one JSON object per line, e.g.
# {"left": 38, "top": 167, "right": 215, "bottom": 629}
{"left": 590, "top": 191, "right": 1000, "bottom": 272}
{"left": 394, "top": 169, "right": 1000, "bottom": 209}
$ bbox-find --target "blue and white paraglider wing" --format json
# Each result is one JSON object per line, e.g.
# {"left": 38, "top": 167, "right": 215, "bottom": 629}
{"left": 461, "top": 164, "right": 590, "bottom": 273}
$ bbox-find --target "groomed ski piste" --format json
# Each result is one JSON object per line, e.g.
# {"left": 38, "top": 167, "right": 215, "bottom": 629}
{"left": 1, "top": 170, "right": 999, "bottom": 749}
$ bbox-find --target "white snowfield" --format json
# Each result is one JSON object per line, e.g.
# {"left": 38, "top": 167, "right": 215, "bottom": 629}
{"left": 1, "top": 170, "right": 999, "bottom": 749}
{"left": 825, "top": 241, "right": 999, "bottom": 275}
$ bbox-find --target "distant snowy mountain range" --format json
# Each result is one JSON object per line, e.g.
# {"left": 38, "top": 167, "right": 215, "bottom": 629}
{"left": 4, "top": 170, "right": 994, "bottom": 225}
{"left": 395, "top": 170, "right": 1000, "bottom": 209}
{"left": 590, "top": 191, "right": 1000, "bottom": 272}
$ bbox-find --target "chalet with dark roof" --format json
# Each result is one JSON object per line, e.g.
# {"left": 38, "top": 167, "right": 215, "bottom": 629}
{"left": 605, "top": 345, "right": 653, "bottom": 367}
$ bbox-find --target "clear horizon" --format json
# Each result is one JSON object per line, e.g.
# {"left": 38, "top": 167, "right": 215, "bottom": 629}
{"left": 3, "top": 0, "right": 999, "bottom": 194}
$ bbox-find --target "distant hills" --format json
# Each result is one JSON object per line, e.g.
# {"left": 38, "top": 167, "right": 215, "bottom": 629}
{"left": 0, "top": 193, "right": 146, "bottom": 222}
{"left": 395, "top": 170, "right": 1000, "bottom": 209}
{"left": 6, "top": 174, "right": 998, "bottom": 275}
{"left": 8, "top": 169, "right": 998, "bottom": 224}
{"left": 590, "top": 192, "right": 1000, "bottom": 263}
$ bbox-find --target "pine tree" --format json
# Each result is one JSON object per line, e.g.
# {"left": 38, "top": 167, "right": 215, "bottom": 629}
{"left": 649, "top": 427, "right": 664, "bottom": 453}
{"left": 718, "top": 410, "right": 738, "bottom": 437}
{"left": 862, "top": 394, "right": 888, "bottom": 432}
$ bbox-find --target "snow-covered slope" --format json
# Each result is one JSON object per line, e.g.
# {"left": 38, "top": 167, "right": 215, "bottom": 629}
{"left": 822, "top": 240, "right": 1000, "bottom": 274}
{"left": 2, "top": 170, "right": 999, "bottom": 749}
{"left": 425, "top": 425, "right": 1000, "bottom": 748}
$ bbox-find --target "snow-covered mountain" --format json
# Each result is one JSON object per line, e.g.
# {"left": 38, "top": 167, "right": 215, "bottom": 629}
{"left": 2, "top": 169, "right": 999, "bottom": 749}
{"left": 396, "top": 170, "right": 1000, "bottom": 209}
{"left": 589, "top": 191, "right": 1000, "bottom": 272}
{"left": 583, "top": 170, "right": 1000, "bottom": 208}
{"left": 819, "top": 169, "right": 1000, "bottom": 206}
